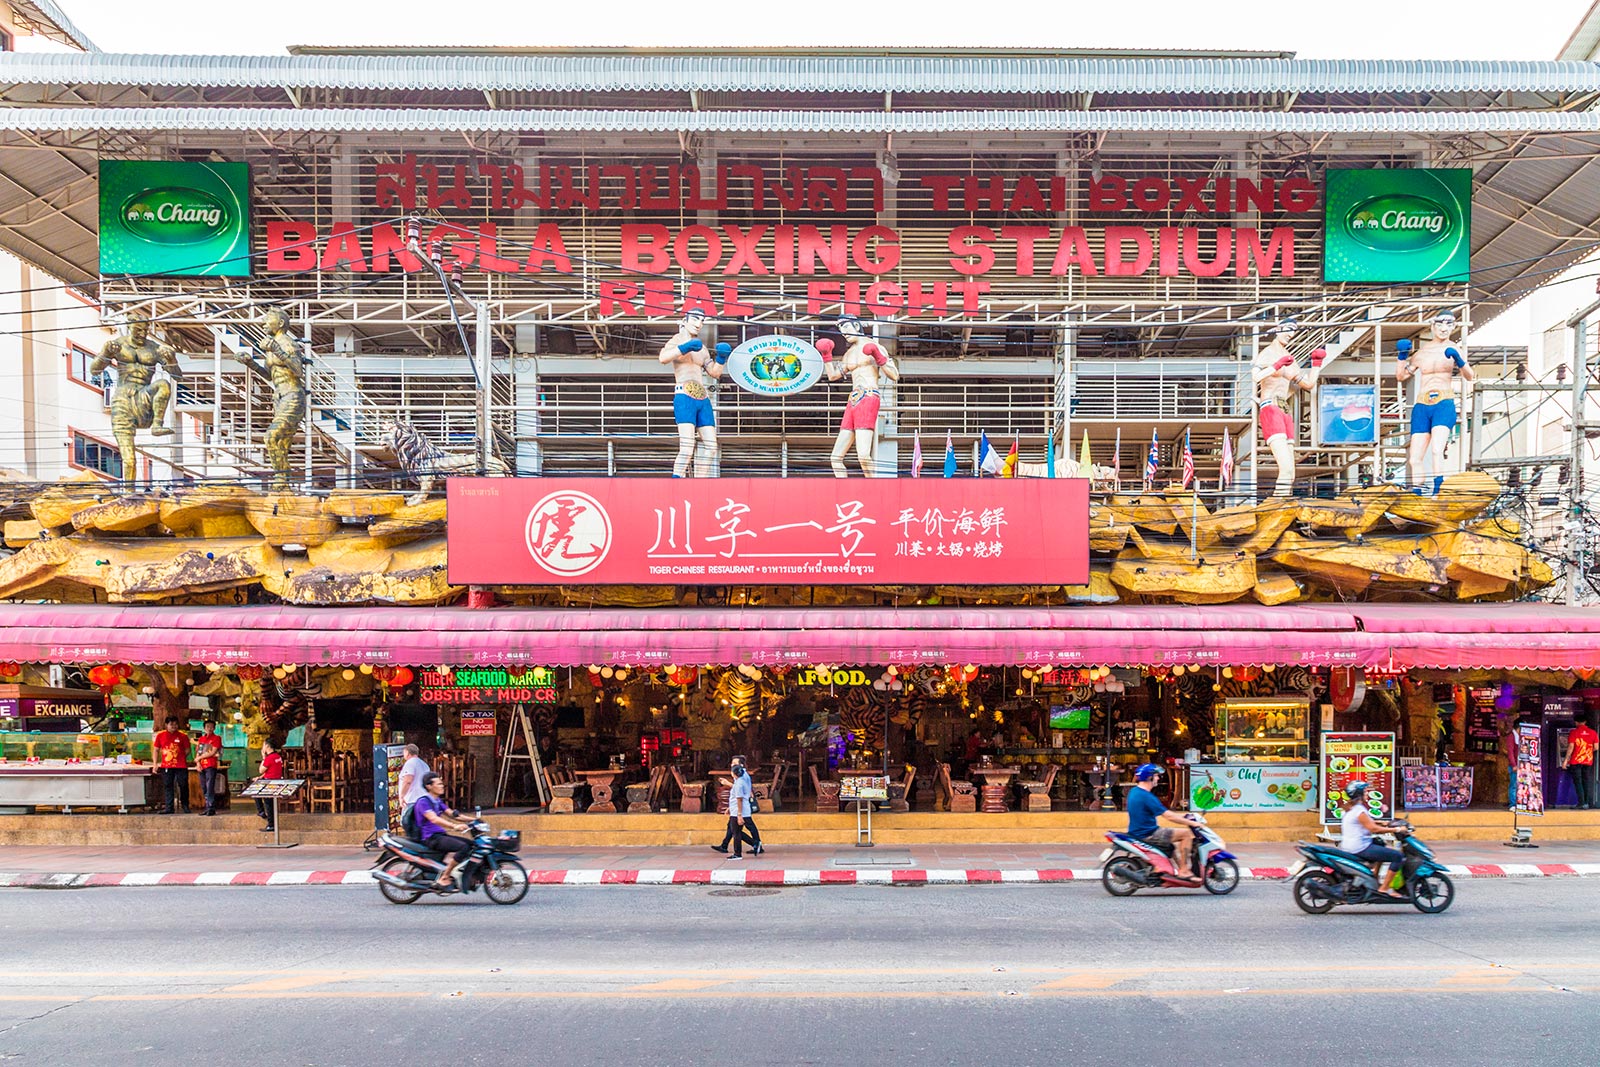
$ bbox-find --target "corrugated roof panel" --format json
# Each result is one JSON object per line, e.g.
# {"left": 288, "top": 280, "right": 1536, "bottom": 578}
{"left": 5, "top": 106, "right": 1600, "bottom": 134}
{"left": 2, "top": 53, "right": 1600, "bottom": 94}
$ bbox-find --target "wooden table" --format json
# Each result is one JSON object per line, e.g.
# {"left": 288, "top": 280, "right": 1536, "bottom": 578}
{"left": 968, "top": 765, "right": 1020, "bottom": 812}
{"left": 577, "top": 769, "right": 622, "bottom": 814}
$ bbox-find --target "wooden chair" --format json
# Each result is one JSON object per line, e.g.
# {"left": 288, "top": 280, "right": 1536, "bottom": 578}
{"left": 936, "top": 762, "right": 977, "bottom": 813}
{"left": 671, "top": 764, "right": 710, "bottom": 814}
{"left": 889, "top": 764, "right": 916, "bottom": 812}
{"left": 1019, "top": 763, "right": 1059, "bottom": 813}
{"left": 753, "top": 761, "right": 788, "bottom": 812}
{"left": 808, "top": 765, "right": 841, "bottom": 812}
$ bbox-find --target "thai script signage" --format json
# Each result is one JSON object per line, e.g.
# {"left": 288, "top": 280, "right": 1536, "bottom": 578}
{"left": 1323, "top": 169, "right": 1470, "bottom": 284}
{"left": 727, "top": 335, "right": 823, "bottom": 397}
{"left": 446, "top": 477, "right": 1090, "bottom": 586}
{"left": 98, "top": 160, "right": 252, "bottom": 277}
{"left": 264, "top": 158, "right": 1318, "bottom": 317}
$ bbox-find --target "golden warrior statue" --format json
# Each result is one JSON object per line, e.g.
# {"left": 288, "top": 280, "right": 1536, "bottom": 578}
{"left": 89, "top": 317, "right": 180, "bottom": 481}
{"left": 249, "top": 307, "right": 309, "bottom": 490}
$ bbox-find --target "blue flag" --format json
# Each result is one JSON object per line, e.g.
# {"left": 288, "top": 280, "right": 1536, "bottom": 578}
{"left": 942, "top": 431, "right": 956, "bottom": 478}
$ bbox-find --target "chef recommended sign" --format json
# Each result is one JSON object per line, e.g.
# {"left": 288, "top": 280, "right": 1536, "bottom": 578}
{"left": 1323, "top": 169, "right": 1470, "bottom": 284}
{"left": 1189, "top": 764, "right": 1318, "bottom": 812}
{"left": 99, "top": 160, "right": 252, "bottom": 277}
{"left": 726, "top": 334, "right": 824, "bottom": 397}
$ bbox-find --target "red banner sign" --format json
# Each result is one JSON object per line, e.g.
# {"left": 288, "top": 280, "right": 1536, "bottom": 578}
{"left": 446, "top": 478, "right": 1089, "bottom": 587}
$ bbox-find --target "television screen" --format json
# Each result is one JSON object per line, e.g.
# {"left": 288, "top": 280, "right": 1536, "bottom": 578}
{"left": 1049, "top": 705, "right": 1092, "bottom": 730}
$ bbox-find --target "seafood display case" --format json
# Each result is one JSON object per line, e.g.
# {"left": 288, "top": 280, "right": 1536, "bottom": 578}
{"left": 1186, "top": 697, "right": 1319, "bottom": 813}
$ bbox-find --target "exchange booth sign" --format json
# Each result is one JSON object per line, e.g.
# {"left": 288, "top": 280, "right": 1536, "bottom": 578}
{"left": 98, "top": 160, "right": 253, "bottom": 277}
{"left": 1323, "top": 169, "right": 1470, "bottom": 284}
{"left": 447, "top": 477, "right": 1090, "bottom": 586}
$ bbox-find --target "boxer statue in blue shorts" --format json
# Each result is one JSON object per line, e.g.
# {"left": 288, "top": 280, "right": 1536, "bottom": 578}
{"left": 659, "top": 310, "right": 730, "bottom": 477}
{"left": 1396, "top": 310, "right": 1474, "bottom": 495}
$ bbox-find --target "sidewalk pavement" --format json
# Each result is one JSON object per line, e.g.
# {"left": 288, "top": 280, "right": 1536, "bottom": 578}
{"left": 5, "top": 840, "right": 1600, "bottom": 888}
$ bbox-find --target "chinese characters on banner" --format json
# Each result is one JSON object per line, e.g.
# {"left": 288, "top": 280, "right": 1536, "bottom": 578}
{"left": 446, "top": 478, "right": 1089, "bottom": 586}
{"left": 1320, "top": 732, "right": 1396, "bottom": 825}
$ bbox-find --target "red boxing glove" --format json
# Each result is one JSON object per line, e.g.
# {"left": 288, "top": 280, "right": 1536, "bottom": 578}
{"left": 863, "top": 342, "right": 888, "bottom": 366}
{"left": 816, "top": 338, "right": 835, "bottom": 362}
{"left": 1273, "top": 353, "right": 1295, "bottom": 371}
{"left": 1310, "top": 348, "right": 1327, "bottom": 368}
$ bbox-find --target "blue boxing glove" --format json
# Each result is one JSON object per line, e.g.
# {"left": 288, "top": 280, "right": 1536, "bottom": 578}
{"left": 677, "top": 339, "right": 704, "bottom": 355}
{"left": 713, "top": 342, "right": 732, "bottom": 365}
{"left": 1445, "top": 346, "right": 1465, "bottom": 369}
{"left": 1395, "top": 338, "right": 1413, "bottom": 361}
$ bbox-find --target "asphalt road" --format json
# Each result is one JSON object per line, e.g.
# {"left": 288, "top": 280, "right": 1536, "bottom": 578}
{"left": 0, "top": 879, "right": 1595, "bottom": 1065}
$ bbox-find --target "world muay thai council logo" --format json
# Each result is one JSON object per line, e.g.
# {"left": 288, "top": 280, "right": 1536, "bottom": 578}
{"left": 523, "top": 490, "right": 612, "bottom": 577}
{"left": 728, "top": 335, "right": 824, "bottom": 397}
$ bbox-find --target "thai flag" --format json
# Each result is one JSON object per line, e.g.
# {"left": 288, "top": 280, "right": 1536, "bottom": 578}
{"left": 1143, "top": 429, "right": 1159, "bottom": 489}
{"left": 1181, "top": 428, "right": 1194, "bottom": 490}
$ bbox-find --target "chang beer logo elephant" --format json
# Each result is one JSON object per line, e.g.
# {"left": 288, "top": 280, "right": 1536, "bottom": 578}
{"left": 1344, "top": 194, "right": 1453, "bottom": 252}
{"left": 119, "top": 187, "right": 231, "bottom": 245}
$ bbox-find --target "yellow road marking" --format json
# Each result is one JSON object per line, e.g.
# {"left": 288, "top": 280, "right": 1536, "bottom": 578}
{"left": 1033, "top": 970, "right": 1147, "bottom": 990}
{"left": 1439, "top": 968, "right": 1516, "bottom": 987}
{"left": 224, "top": 972, "right": 362, "bottom": 992}
{"left": 625, "top": 978, "right": 734, "bottom": 992}
{"left": 88, "top": 992, "right": 433, "bottom": 1002}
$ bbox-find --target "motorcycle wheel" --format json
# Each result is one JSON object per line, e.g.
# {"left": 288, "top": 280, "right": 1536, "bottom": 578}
{"left": 1203, "top": 858, "right": 1240, "bottom": 895}
{"left": 377, "top": 858, "right": 424, "bottom": 905}
{"left": 1101, "top": 857, "right": 1143, "bottom": 897}
{"left": 1409, "top": 872, "right": 1455, "bottom": 914}
{"left": 1292, "top": 870, "right": 1337, "bottom": 915}
{"left": 483, "top": 859, "right": 529, "bottom": 905}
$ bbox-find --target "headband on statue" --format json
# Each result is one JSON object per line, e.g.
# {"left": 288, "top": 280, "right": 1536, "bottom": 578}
{"left": 679, "top": 311, "right": 706, "bottom": 333}
{"left": 838, "top": 315, "right": 865, "bottom": 335}
{"left": 1433, "top": 311, "right": 1457, "bottom": 326}
{"left": 1268, "top": 318, "right": 1298, "bottom": 338}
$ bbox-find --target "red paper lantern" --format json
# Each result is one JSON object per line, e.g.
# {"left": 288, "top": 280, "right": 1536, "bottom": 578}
{"left": 389, "top": 666, "right": 414, "bottom": 688}
{"left": 87, "top": 663, "right": 133, "bottom": 694}
{"left": 0, "top": 662, "right": 21, "bottom": 678}
{"left": 372, "top": 666, "right": 398, "bottom": 685}
{"left": 665, "top": 666, "right": 698, "bottom": 687}
{"left": 236, "top": 665, "right": 264, "bottom": 681}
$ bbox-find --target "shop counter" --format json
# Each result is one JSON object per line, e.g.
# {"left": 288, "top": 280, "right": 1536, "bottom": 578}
{"left": 0, "top": 762, "right": 151, "bottom": 812}
{"left": 1186, "top": 762, "right": 1319, "bottom": 813}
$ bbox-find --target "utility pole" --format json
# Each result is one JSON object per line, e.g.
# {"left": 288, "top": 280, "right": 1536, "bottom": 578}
{"left": 1568, "top": 313, "right": 1590, "bottom": 606}
{"left": 475, "top": 298, "right": 493, "bottom": 476}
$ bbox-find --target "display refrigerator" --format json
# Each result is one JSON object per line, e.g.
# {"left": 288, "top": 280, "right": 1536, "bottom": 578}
{"left": 1188, "top": 697, "right": 1319, "bottom": 813}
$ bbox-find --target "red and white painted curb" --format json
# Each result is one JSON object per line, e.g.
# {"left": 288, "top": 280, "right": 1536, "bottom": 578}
{"left": 2, "top": 863, "right": 1598, "bottom": 888}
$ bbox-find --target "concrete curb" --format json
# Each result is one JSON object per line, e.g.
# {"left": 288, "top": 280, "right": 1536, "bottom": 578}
{"left": 3, "top": 863, "right": 1599, "bottom": 888}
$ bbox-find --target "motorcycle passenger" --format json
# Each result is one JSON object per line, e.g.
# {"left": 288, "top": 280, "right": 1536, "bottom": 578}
{"left": 414, "top": 772, "right": 474, "bottom": 890}
{"left": 1339, "top": 781, "right": 1406, "bottom": 899}
{"left": 1127, "top": 764, "right": 1199, "bottom": 881}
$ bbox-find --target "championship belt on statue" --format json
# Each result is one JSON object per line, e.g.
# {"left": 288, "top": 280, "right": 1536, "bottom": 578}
{"left": 677, "top": 380, "right": 709, "bottom": 401}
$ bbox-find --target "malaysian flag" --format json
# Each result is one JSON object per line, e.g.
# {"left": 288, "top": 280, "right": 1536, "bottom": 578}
{"left": 1143, "top": 429, "right": 1160, "bottom": 489}
{"left": 1181, "top": 428, "right": 1195, "bottom": 490}
{"left": 1219, "top": 428, "right": 1235, "bottom": 489}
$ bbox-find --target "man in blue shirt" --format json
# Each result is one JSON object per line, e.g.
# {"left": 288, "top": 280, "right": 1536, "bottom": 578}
{"left": 1127, "top": 764, "right": 1199, "bottom": 881}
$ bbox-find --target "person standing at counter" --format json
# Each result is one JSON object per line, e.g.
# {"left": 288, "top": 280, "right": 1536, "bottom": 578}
{"left": 195, "top": 720, "right": 223, "bottom": 817}
{"left": 154, "top": 719, "right": 191, "bottom": 815}
{"left": 1561, "top": 716, "right": 1597, "bottom": 810}
{"left": 254, "top": 739, "right": 284, "bottom": 832}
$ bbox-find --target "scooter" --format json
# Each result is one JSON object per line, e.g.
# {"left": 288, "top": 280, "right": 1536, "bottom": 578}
{"left": 1100, "top": 813, "right": 1240, "bottom": 896}
{"left": 371, "top": 813, "right": 529, "bottom": 905}
{"left": 1289, "top": 820, "right": 1454, "bottom": 914}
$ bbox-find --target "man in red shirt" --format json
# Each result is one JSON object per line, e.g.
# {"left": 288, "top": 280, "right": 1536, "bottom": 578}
{"left": 195, "top": 719, "right": 223, "bottom": 817}
{"left": 153, "top": 719, "right": 191, "bottom": 814}
{"left": 254, "top": 739, "right": 284, "bottom": 831}
{"left": 1562, "top": 717, "right": 1598, "bottom": 810}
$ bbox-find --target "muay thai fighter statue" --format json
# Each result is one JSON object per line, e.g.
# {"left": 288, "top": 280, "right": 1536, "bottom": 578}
{"left": 659, "top": 310, "right": 730, "bottom": 477}
{"left": 1251, "top": 318, "right": 1325, "bottom": 497}
{"left": 817, "top": 315, "right": 898, "bottom": 477}
{"left": 250, "top": 307, "right": 309, "bottom": 490}
{"left": 1396, "top": 310, "right": 1474, "bottom": 495}
{"left": 89, "top": 317, "right": 180, "bottom": 481}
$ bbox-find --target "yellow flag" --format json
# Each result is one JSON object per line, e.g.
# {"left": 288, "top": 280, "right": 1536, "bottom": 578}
{"left": 1079, "top": 430, "right": 1092, "bottom": 476}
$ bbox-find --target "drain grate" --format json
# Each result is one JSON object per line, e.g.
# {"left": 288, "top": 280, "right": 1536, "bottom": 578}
{"left": 706, "top": 887, "right": 783, "bottom": 897}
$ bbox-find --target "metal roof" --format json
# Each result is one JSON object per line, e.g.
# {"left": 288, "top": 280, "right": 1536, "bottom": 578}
{"left": 7, "top": 106, "right": 1600, "bottom": 134}
{"left": 8, "top": 0, "right": 98, "bottom": 52}
{"left": 3, "top": 52, "right": 1600, "bottom": 93}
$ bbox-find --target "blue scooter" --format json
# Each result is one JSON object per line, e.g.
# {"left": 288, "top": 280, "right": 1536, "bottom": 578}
{"left": 1289, "top": 820, "right": 1454, "bottom": 914}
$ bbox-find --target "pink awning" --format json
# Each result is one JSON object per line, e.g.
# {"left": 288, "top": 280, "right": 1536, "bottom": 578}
{"left": 0, "top": 603, "right": 1383, "bottom": 668}
{"left": 2, "top": 602, "right": 1594, "bottom": 670}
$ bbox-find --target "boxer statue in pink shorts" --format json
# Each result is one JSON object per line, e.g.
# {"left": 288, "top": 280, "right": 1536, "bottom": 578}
{"left": 817, "top": 315, "right": 899, "bottom": 478}
{"left": 1251, "top": 318, "right": 1325, "bottom": 497}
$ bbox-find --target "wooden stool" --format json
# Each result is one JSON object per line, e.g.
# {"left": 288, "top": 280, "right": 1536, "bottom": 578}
{"left": 625, "top": 782, "right": 652, "bottom": 813}
{"left": 813, "top": 780, "right": 841, "bottom": 812}
{"left": 980, "top": 783, "right": 1009, "bottom": 813}
{"left": 549, "top": 782, "right": 584, "bottom": 814}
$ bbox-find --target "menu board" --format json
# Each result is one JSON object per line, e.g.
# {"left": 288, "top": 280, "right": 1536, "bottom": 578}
{"left": 1402, "top": 765, "right": 1476, "bottom": 810}
{"left": 1189, "top": 764, "right": 1319, "bottom": 812}
{"left": 372, "top": 743, "right": 409, "bottom": 833}
{"left": 1320, "top": 732, "right": 1395, "bottom": 824}
{"left": 1514, "top": 722, "right": 1544, "bottom": 816}
{"left": 839, "top": 774, "right": 889, "bottom": 800}
{"left": 240, "top": 778, "right": 304, "bottom": 799}
{"left": 460, "top": 710, "right": 497, "bottom": 737}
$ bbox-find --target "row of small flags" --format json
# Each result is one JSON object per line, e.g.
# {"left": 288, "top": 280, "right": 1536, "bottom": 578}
{"left": 909, "top": 426, "right": 1236, "bottom": 490}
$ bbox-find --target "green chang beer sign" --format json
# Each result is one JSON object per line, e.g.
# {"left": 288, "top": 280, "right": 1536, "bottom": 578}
{"left": 1323, "top": 169, "right": 1470, "bottom": 284}
{"left": 98, "top": 160, "right": 252, "bottom": 277}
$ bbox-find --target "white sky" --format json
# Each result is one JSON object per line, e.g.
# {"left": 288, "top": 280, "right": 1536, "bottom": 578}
{"left": 38, "top": 0, "right": 1599, "bottom": 56}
